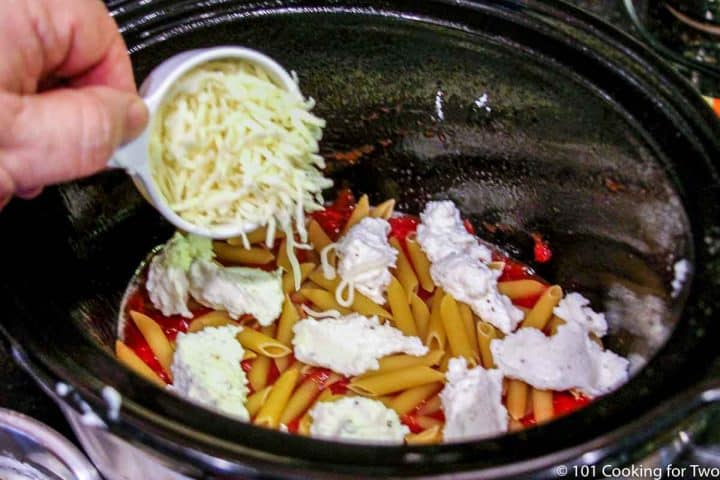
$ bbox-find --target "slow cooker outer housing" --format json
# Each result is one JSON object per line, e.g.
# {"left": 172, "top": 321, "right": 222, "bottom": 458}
{"left": 2, "top": 0, "right": 720, "bottom": 478}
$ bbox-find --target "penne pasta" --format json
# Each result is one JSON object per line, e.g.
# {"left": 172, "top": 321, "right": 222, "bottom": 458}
{"left": 417, "top": 395, "right": 442, "bottom": 416}
{"left": 276, "top": 295, "right": 300, "bottom": 346}
{"left": 315, "top": 388, "right": 343, "bottom": 404}
{"left": 459, "top": 303, "right": 480, "bottom": 358}
{"left": 187, "top": 310, "right": 234, "bottom": 333}
{"left": 348, "top": 366, "right": 445, "bottom": 397}
{"left": 370, "top": 198, "right": 396, "bottom": 219}
{"left": 507, "top": 379, "right": 530, "bottom": 420}
{"left": 410, "top": 291, "right": 431, "bottom": 339}
{"left": 274, "top": 356, "right": 291, "bottom": 373}
{"left": 546, "top": 315, "right": 566, "bottom": 335}
{"left": 476, "top": 321, "right": 499, "bottom": 369}
{"left": 298, "top": 412, "right": 312, "bottom": 436}
{"left": 246, "top": 386, "right": 272, "bottom": 418}
{"left": 440, "top": 295, "right": 477, "bottom": 366}
{"left": 255, "top": 366, "right": 301, "bottom": 428}
{"left": 115, "top": 340, "right": 166, "bottom": 387}
{"left": 299, "top": 288, "right": 352, "bottom": 315}
{"left": 425, "top": 288, "right": 446, "bottom": 350}
{"left": 389, "top": 237, "right": 419, "bottom": 301}
{"left": 341, "top": 194, "right": 370, "bottom": 235}
{"left": 509, "top": 419, "right": 524, "bottom": 432}
{"left": 521, "top": 285, "right": 563, "bottom": 330}
{"left": 129, "top": 311, "right": 174, "bottom": 380}
{"left": 282, "top": 262, "right": 315, "bottom": 293}
{"left": 243, "top": 350, "right": 258, "bottom": 361}
{"left": 308, "top": 219, "right": 335, "bottom": 260}
{"left": 248, "top": 355, "right": 272, "bottom": 392}
{"left": 307, "top": 271, "right": 391, "bottom": 318}
{"left": 439, "top": 353, "right": 451, "bottom": 372}
{"left": 276, "top": 238, "right": 292, "bottom": 273}
{"left": 280, "top": 372, "right": 340, "bottom": 425}
{"left": 213, "top": 241, "right": 275, "bottom": 265}
{"left": 237, "top": 328, "right": 291, "bottom": 358}
{"left": 416, "top": 416, "right": 443, "bottom": 430}
{"left": 532, "top": 388, "right": 554, "bottom": 424}
{"left": 405, "top": 234, "right": 434, "bottom": 292}
{"left": 405, "top": 425, "right": 442, "bottom": 445}
{"left": 497, "top": 279, "right": 547, "bottom": 299}
{"left": 387, "top": 276, "right": 418, "bottom": 336}
{"left": 375, "top": 350, "right": 445, "bottom": 375}
{"left": 227, "top": 226, "right": 285, "bottom": 247}
{"left": 389, "top": 382, "right": 443, "bottom": 416}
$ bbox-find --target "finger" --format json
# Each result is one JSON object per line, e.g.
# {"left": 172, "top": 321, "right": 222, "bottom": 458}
{"left": 68, "top": 32, "right": 136, "bottom": 93}
{"left": 0, "top": 0, "right": 136, "bottom": 94}
{"left": 16, "top": 187, "right": 43, "bottom": 199}
{"left": 0, "top": 86, "right": 148, "bottom": 192}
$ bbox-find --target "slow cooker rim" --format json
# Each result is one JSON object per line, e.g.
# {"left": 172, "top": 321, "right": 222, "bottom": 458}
{"left": 4, "top": 0, "right": 720, "bottom": 476}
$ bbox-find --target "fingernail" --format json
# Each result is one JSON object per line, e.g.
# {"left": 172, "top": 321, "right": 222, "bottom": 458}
{"left": 17, "top": 187, "right": 43, "bottom": 199}
{"left": 124, "top": 97, "right": 149, "bottom": 143}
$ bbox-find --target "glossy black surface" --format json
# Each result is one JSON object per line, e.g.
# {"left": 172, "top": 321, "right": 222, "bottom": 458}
{"left": 1, "top": 0, "right": 720, "bottom": 477}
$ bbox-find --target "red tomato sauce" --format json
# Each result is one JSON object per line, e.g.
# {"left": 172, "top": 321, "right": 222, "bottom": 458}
{"left": 519, "top": 391, "right": 591, "bottom": 427}
{"left": 311, "top": 188, "right": 355, "bottom": 240}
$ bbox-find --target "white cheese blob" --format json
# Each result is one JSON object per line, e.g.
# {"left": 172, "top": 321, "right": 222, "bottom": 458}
{"left": 490, "top": 322, "right": 629, "bottom": 396}
{"left": 430, "top": 253, "right": 523, "bottom": 334}
{"left": 441, "top": 357, "right": 507, "bottom": 441}
{"left": 147, "top": 255, "right": 192, "bottom": 317}
{"left": 416, "top": 201, "right": 492, "bottom": 263}
{"left": 671, "top": 259, "right": 691, "bottom": 298}
{"left": 292, "top": 313, "right": 427, "bottom": 376}
{"left": 146, "top": 232, "right": 215, "bottom": 318}
{"left": 309, "top": 397, "right": 409, "bottom": 444}
{"left": 335, "top": 218, "right": 397, "bottom": 305}
{"left": 188, "top": 260, "right": 283, "bottom": 326}
{"left": 171, "top": 325, "right": 249, "bottom": 420}
{"left": 553, "top": 292, "right": 608, "bottom": 337}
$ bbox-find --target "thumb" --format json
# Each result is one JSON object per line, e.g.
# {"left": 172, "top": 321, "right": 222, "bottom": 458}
{"left": 0, "top": 86, "right": 148, "bottom": 194}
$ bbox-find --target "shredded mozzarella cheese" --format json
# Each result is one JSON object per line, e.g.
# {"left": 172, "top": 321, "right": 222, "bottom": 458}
{"left": 149, "top": 60, "right": 332, "bottom": 289}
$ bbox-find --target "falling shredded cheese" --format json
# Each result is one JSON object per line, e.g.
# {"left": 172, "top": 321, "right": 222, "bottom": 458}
{"left": 149, "top": 60, "right": 332, "bottom": 289}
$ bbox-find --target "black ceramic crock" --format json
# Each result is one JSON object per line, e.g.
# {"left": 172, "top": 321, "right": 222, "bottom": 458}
{"left": 2, "top": 1, "right": 720, "bottom": 478}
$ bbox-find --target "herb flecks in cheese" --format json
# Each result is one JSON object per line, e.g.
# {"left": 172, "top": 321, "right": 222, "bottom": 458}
{"left": 292, "top": 313, "right": 427, "bottom": 376}
{"left": 490, "top": 322, "right": 629, "bottom": 396}
{"left": 309, "top": 397, "right": 409, "bottom": 444}
{"left": 415, "top": 201, "right": 522, "bottom": 334}
{"left": 147, "top": 232, "right": 215, "bottom": 317}
{"left": 431, "top": 253, "right": 523, "bottom": 334}
{"left": 188, "top": 260, "right": 283, "bottom": 326}
{"left": 440, "top": 357, "right": 507, "bottom": 441}
{"left": 171, "top": 325, "right": 249, "bottom": 420}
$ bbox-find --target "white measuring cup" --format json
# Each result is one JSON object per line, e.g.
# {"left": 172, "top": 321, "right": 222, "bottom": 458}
{"left": 108, "top": 46, "right": 301, "bottom": 239}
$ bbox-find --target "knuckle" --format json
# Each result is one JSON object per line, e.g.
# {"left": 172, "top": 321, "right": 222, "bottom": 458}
{"left": 76, "top": 91, "right": 116, "bottom": 169}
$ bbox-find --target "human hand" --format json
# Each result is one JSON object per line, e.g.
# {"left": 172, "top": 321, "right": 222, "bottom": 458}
{"left": 0, "top": 0, "right": 149, "bottom": 208}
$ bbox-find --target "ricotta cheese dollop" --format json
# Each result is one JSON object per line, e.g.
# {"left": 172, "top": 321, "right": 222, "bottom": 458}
{"left": 490, "top": 322, "right": 629, "bottom": 396}
{"left": 440, "top": 357, "right": 508, "bottom": 441}
{"left": 335, "top": 217, "right": 397, "bottom": 305}
{"left": 171, "top": 325, "right": 250, "bottom": 420}
{"left": 292, "top": 313, "right": 427, "bottom": 376}
{"left": 188, "top": 260, "right": 283, "bottom": 326}
{"left": 146, "top": 232, "right": 214, "bottom": 318}
{"left": 415, "top": 201, "right": 522, "bottom": 334}
{"left": 430, "top": 253, "right": 523, "bottom": 334}
{"left": 309, "top": 397, "right": 409, "bottom": 444}
{"left": 416, "top": 201, "right": 492, "bottom": 263}
{"left": 553, "top": 292, "right": 608, "bottom": 337}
